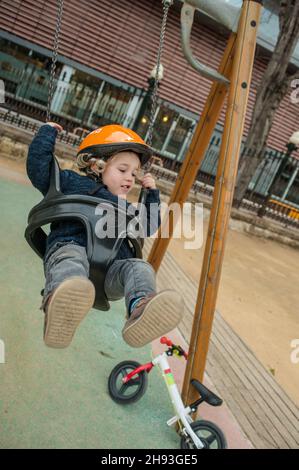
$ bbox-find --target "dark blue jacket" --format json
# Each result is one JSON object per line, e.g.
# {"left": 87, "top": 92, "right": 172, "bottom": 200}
{"left": 26, "top": 125, "right": 161, "bottom": 260}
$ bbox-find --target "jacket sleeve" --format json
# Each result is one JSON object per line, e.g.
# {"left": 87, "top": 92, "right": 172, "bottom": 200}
{"left": 144, "top": 188, "right": 161, "bottom": 236}
{"left": 26, "top": 124, "right": 58, "bottom": 195}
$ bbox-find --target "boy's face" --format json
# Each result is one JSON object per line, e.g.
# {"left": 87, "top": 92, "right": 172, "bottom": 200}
{"left": 100, "top": 151, "right": 141, "bottom": 198}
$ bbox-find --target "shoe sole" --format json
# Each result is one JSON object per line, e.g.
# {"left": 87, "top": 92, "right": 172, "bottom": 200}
{"left": 44, "top": 277, "right": 95, "bottom": 349}
{"left": 122, "top": 290, "right": 184, "bottom": 348}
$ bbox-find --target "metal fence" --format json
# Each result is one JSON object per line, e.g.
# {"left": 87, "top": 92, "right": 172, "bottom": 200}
{"left": 0, "top": 109, "right": 298, "bottom": 230}
{"left": 0, "top": 109, "right": 82, "bottom": 146}
{"left": 152, "top": 136, "right": 299, "bottom": 229}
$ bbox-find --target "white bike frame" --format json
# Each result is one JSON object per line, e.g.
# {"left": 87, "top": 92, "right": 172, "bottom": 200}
{"left": 152, "top": 352, "right": 204, "bottom": 449}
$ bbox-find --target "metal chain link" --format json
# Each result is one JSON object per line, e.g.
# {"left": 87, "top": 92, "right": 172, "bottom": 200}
{"left": 45, "top": 0, "right": 170, "bottom": 144}
{"left": 146, "top": 0, "right": 173, "bottom": 156}
{"left": 46, "top": 0, "right": 64, "bottom": 122}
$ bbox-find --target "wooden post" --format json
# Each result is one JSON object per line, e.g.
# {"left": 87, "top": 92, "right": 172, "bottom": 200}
{"left": 147, "top": 32, "right": 236, "bottom": 270}
{"left": 181, "top": 0, "right": 262, "bottom": 407}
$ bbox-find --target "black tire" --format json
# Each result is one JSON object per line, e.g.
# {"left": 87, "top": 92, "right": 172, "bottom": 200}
{"left": 180, "top": 420, "right": 227, "bottom": 449}
{"left": 108, "top": 360, "right": 148, "bottom": 404}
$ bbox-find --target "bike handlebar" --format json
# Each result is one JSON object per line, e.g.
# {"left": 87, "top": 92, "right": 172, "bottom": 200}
{"left": 160, "top": 336, "right": 173, "bottom": 346}
{"left": 160, "top": 336, "right": 188, "bottom": 359}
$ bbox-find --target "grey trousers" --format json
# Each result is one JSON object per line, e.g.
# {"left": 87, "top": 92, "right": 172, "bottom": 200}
{"left": 42, "top": 242, "right": 156, "bottom": 310}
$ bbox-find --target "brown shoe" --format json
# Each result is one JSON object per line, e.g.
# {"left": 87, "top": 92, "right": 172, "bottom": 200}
{"left": 44, "top": 277, "right": 95, "bottom": 349}
{"left": 122, "top": 290, "right": 184, "bottom": 348}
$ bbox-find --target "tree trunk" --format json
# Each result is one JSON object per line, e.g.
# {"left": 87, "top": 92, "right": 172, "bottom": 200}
{"left": 233, "top": 0, "right": 299, "bottom": 207}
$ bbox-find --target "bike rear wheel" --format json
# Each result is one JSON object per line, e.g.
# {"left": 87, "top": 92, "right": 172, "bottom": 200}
{"left": 180, "top": 420, "right": 227, "bottom": 449}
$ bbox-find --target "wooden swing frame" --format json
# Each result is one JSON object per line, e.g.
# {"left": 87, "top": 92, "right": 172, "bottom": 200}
{"left": 147, "top": 0, "right": 262, "bottom": 409}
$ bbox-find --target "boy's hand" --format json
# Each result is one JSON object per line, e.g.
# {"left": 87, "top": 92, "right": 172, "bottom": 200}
{"left": 46, "top": 122, "right": 63, "bottom": 132}
{"left": 141, "top": 172, "right": 156, "bottom": 189}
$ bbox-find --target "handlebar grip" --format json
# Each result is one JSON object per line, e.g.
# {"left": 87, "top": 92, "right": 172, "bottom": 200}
{"left": 160, "top": 336, "right": 173, "bottom": 346}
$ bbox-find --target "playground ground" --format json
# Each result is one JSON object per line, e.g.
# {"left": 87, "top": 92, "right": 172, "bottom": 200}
{"left": 1, "top": 155, "right": 299, "bottom": 407}
{"left": 0, "top": 155, "right": 298, "bottom": 448}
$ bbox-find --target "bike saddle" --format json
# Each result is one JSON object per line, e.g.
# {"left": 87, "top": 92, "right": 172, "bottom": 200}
{"left": 191, "top": 379, "right": 223, "bottom": 406}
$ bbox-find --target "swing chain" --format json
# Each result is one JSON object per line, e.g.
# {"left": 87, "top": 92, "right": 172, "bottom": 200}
{"left": 46, "top": 0, "right": 171, "bottom": 148}
{"left": 146, "top": 0, "right": 173, "bottom": 156}
{"left": 46, "top": 0, "right": 64, "bottom": 123}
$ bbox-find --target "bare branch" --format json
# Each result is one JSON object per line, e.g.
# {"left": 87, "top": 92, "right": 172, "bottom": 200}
{"left": 279, "top": 0, "right": 288, "bottom": 32}
{"left": 278, "top": 0, "right": 298, "bottom": 32}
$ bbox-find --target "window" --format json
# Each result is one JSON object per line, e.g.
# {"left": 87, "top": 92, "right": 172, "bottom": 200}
{"left": 88, "top": 83, "right": 132, "bottom": 127}
{"left": 164, "top": 116, "right": 195, "bottom": 159}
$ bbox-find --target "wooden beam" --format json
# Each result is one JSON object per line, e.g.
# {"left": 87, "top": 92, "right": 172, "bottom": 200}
{"left": 181, "top": 0, "right": 262, "bottom": 407}
{"left": 147, "top": 32, "right": 236, "bottom": 270}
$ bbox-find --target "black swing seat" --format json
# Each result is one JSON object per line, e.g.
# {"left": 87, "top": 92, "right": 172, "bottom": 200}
{"left": 191, "top": 379, "right": 223, "bottom": 407}
{"left": 24, "top": 158, "right": 143, "bottom": 311}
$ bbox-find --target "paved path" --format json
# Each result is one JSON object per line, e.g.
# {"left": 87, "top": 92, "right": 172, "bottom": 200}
{"left": 143, "top": 241, "right": 299, "bottom": 449}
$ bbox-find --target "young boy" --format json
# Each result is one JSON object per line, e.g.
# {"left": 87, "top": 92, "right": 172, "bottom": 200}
{"left": 27, "top": 123, "right": 184, "bottom": 349}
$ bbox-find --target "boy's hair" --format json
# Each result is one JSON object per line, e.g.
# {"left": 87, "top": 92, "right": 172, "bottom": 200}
{"left": 77, "top": 153, "right": 106, "bottom": 179}
{"left": 77, "top": 151, "right": 142, "bottom": 181}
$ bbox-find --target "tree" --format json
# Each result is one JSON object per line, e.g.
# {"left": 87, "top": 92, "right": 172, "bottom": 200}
{"left": 233, "top": 0, "right": 299, "bottom": 207}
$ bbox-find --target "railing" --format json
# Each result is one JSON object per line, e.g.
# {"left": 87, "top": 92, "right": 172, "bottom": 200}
{"left": 0, "top": 109, "right": 81, "bottom": 146}
{"left": 151, "top": 164, "right": 299, "bottom": 229}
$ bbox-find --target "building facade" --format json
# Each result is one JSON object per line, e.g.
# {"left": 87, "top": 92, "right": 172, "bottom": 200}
{"left": 0, "top": 0, "right": 298, "bottom": 205}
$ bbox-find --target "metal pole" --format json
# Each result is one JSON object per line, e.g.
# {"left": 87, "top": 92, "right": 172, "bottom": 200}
{"left": 281, "top": 165, "right": 299, "bottom": 201}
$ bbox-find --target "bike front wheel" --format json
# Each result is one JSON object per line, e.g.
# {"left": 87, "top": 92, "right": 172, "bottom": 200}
{"left": 108, "top": 360, "right": 148, "bottom": 405}
{"left": 180, "top": 420, "right": 227, "bottom": 449}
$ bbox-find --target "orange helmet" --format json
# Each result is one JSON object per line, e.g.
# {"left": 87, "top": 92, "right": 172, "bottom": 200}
{"left": 77, "top": 124, "right": 152, "bottom": 166}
